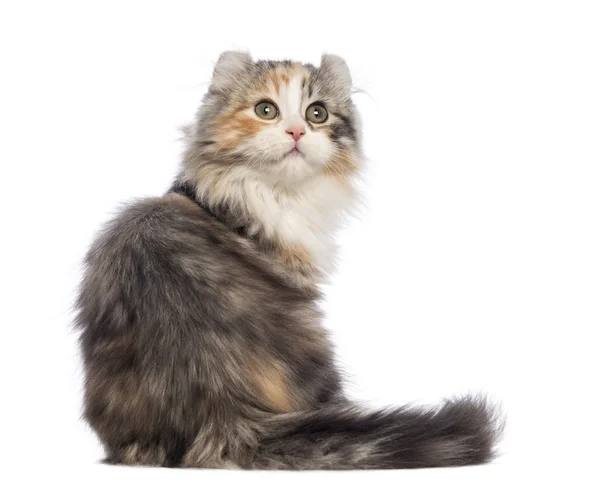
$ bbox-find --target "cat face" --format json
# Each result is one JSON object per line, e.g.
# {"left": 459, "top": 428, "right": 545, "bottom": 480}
{"left": 192, "top": 53, "right": 360, "bottom": 184}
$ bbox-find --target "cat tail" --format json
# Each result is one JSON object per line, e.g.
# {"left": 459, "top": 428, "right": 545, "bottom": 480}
{"left": 250, "top": 395, "right": 503, "bottom": 470}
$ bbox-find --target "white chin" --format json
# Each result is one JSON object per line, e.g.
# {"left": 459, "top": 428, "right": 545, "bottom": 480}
{"left": 273, "top": 153, "right": 318, "bottom": 182}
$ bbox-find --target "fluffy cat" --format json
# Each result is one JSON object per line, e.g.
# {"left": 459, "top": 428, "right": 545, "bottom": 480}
{"left": 76, "top": 52, "right": 502, "bottom": 469}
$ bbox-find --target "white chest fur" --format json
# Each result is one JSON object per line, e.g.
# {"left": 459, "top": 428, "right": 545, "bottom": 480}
{"left": 241, "top": 175, "right": 354, "bottom": 274}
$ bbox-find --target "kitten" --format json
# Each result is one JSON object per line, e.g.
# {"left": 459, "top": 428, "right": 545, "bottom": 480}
{"left": 76, "top": 52, "right": 502, "bottom": 469}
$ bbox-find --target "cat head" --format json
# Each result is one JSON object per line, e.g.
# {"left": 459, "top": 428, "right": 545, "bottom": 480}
{"left": 184, "top": 52, "right": 361, "bottom": 185}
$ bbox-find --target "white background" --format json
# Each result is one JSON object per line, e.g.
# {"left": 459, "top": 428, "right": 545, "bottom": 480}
{"left": 1, "top": 1, "right": 599, "bottom": 487}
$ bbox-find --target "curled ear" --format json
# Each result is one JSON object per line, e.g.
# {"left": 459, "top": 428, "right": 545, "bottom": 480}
{"left": 212, "top": 51, "right": 252, "bottom": 91}
{"left": 320, "top": 54, "right": 352, "bottom": 93}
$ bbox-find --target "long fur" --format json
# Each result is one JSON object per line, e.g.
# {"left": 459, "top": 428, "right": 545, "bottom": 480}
{"left": 76, "top": 52, "right": 503, "bottom": 469}
{"left": 251, "top": 397, "right": 502, "bottom": 470}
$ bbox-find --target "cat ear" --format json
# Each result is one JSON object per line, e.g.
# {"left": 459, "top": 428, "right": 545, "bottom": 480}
{"left": 320, "top": 54, "right": 352, "bottom": 93}
{"left": 212, "top": 51, "right": 252, "bottom": 91}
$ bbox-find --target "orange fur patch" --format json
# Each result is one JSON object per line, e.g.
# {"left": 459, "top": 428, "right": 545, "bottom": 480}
{"left": 279, "top": 71, "right": 290, "bottom": 85}
{"left": 250, "top": 360, "right": 296, "bottom": 413}
{"left": 278, "top": 244, "right": 314, "bottom": 271}
{"left": 216, "top": 109, "right": 264, "bottom": 149}
{"left": 290, "top": 62, "right": 304, "bottom": 74}
{"left": 267, "top": 71, "right": 281, "bottom": 95}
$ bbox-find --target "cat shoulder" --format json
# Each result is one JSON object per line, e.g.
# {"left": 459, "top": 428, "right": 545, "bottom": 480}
{"left": 87, "top": 193, "right": 215, "bottom": 257}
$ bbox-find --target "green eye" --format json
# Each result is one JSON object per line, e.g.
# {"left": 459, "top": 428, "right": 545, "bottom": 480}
{"left": 255, "top": 101, "right": 279, "bottom": 120}
{"left": 306, "top": 103, "right": 328, "bottom": 123}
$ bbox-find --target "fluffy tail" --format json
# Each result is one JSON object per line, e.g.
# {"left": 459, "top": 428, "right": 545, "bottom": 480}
{"left": 251, "top": 396, "right": 503, "bottom": 469}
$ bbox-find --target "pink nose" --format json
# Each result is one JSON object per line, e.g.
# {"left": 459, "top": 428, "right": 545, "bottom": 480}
{"left": 286, "top": 128, "right": 305, "bottom": 142}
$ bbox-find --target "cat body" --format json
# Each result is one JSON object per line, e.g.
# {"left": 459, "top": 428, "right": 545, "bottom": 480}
{"left": 76, "top": 53, "right": 501, "bottom": 469}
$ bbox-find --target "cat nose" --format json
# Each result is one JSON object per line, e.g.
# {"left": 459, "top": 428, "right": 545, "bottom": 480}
{"left": 286, "top": 128, "right": 305, "bottom": 142}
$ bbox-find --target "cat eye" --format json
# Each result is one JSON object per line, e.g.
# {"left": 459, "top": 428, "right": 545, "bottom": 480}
{"left": 255, "top": 101, "right": 279, "bottom": 120}
{"left": 306, "top": 104, "right": 328, "bottom": 124}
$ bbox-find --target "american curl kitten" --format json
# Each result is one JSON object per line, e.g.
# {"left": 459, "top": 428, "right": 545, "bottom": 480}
{"left": 76, "top": 52, "right": 502, "bottom": 469}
